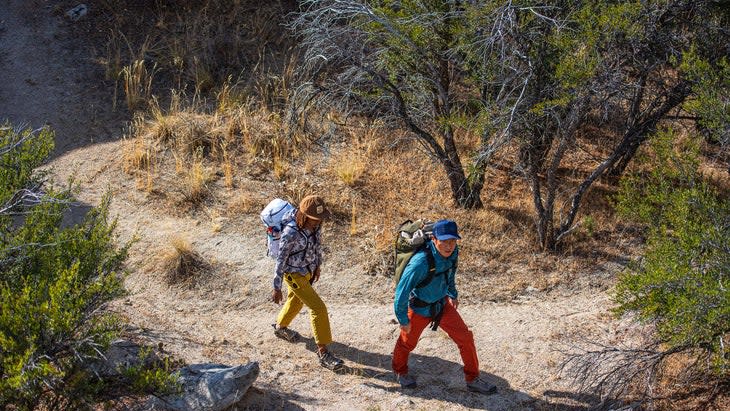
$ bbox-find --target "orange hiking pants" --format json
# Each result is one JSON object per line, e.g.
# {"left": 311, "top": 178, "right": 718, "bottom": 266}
{"left": 392, "top": 299, "right": 479, "bottom": 382}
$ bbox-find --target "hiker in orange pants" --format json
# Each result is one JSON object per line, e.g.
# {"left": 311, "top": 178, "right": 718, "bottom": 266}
{"left": 392, "top": 219, "right": 496, "bottom": 394}
{"left": 393, "top": 300, "right": 479, "bottom": 380}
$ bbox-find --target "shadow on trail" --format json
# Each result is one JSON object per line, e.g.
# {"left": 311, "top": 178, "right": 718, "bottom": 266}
{"left": 0, "top": 1, "right": 127, "bottom": 162}
{"left": 286, "top": 336, "right": 620, "bottom": 411}
{"left": 233, "top": 386, "right": 309, "bottom": 411}
{"left": 131, "top": 320, "right": 622, "bottom": 410}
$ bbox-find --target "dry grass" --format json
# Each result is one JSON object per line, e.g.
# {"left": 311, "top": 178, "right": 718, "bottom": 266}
{"left": 98, "top": 0, "right": 296, "bottom": 99}
{"left": 182, "top": 149, "right": 211, "bottom": 205}
{"left": 121, "top": 90, "right": 309, "bottom": 210}
{"left": 226, "top": 191, "right": 267, "bottom": 217}
{"left": 122, "top": 120, "right": 157, "bottom": 192}
{"left": 108, "top": 0, "right": 641, "bottom": 303}
{"left": 331, "top": 145, "right": 367, "bottom": 187}
{"left": 161, "top": 236, "right": 211, "bottom": 287}
{"left": 120, "top": 59, "right": 158, "bottom": 112}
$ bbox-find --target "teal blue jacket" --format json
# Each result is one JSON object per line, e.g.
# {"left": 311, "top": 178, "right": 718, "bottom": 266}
{"left": 394, "top": 241, "right": 458, "bottom": 326}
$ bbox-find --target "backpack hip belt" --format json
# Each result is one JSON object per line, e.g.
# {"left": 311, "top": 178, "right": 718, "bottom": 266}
{"left": 409, "top": 296, "right": 445, "bottom": 331}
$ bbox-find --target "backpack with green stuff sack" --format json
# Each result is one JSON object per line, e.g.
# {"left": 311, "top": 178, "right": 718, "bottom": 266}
{"left": 394, "top": 219, "right": 442, "bottom": 289}
{"left": 394, "top": 219, "right": 458, "bottom": 331}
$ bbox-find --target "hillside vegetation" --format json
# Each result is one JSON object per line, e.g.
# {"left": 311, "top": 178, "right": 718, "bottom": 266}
{"left": 1, "top": 0, "right": 728, "bottom": 409}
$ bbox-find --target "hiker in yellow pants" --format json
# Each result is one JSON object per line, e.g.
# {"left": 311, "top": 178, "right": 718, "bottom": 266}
{"left": 277, "top": 272, "right": 331, "bottom": 345}
{"left": 270, "top": 195, "right": 344, "bottom": 371}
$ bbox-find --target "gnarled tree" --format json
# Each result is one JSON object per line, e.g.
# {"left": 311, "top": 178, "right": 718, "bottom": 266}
{"left": 460, "top": 0, "right": 728, "bottom": 249}
{"left": 291, "top": 0, "right": 729, "bottom": 250}
{"left": 291, "top": 0, "right": 517, "bottom": 208}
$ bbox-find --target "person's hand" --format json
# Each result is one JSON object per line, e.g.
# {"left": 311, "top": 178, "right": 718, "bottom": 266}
{"left": 272, "top": 289, "right": 283, "bottom": 304}
{"left": 400, "top": 323, "right": 411, "bottom": 334}
{"left": 310, "top": 266, "right": 321, "bottom": 284}
{"left": 450, "top": 297, "right": 459, "bottom": 310}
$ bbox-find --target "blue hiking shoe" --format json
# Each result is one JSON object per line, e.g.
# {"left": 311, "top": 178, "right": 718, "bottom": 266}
{"left": 467, "top": 377, "right": 497, "bottom": 395}
{"left": 397, "top": 373, "right": 417, "bottom": 388}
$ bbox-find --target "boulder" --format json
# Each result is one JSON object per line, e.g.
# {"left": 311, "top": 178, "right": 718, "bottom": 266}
{"left": 90, "top": 340, "right": 259, "bottom": 411}
{"left": 147, "top": 362, "right": 260, "bottom": 411}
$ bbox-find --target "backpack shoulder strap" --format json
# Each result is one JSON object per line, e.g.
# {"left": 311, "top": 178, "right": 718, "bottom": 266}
{"left": 414, "top": 246, "right": 437, "bottom": 289}
{"left": 414, "top": 246, "right": 459, "bottom": 289}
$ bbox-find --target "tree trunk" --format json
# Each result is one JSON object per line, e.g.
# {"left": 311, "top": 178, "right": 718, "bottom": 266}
{"left": 525, "top": 150, "right": 551, "bottom": 250}
{"left": 525, "top": 99, "right": 586, "bottom": 250}
{"left": 441, "top": 137, "right": 484, "bottom": 209}
{"left": 607, "top": 80, "right": 691, "bottom": 178}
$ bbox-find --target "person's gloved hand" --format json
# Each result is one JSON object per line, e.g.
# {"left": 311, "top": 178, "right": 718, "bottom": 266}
{"left": 272, "top": 288, "right": 283, "bottom": 304}
{"left": 310, "top": 266, "right": 321, "bottom": 284}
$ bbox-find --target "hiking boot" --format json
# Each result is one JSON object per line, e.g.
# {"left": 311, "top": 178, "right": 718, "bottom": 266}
{"left": 318, "top": 350, "right": 344, "bottom": 371}
{"left": 272, "top": 324, "right": 300, "bottom": 342}
{"left": 397, "top": 373, "right": 417, "bottom": 388}
{"left": 466, "top": 377, "right": 497, "bottom": 395}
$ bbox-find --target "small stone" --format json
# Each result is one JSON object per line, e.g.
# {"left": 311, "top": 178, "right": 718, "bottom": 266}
{"left": 65, "top": 4, "right": 88, "bottom": 21}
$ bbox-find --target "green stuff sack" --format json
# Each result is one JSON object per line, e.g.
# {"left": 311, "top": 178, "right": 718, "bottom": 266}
{"left": 393, "top": 219, "right": 435, "bottom": 287}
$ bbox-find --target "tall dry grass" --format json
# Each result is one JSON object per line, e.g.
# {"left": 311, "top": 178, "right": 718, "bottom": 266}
{"left": 120, "top": 59, "right": 158, "bottom": 111}
{"left": 108, "top": 0, "right": 640, "bottom": 302}
{"left": 99, "top": 0, "right": 296, "bottom": 100}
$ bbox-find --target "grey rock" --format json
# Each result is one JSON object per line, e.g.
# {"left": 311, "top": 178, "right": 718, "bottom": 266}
{"left": 88, "top": 340, "right": 258, "bottom": 411}
{"left": 148, "top": 362, "right": 260, "bottom": 411}
{"left": 65, "top": 4, "right": 88, "bottom": 21}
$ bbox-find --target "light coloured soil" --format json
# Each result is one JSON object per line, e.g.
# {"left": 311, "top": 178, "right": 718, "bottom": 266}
{"left": 1, "top": 2, "right": 635, "bottom": 410}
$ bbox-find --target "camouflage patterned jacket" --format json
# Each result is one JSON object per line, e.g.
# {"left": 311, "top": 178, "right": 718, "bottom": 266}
{"left": 273, "top": 209, "right": 322, "bottom": 290}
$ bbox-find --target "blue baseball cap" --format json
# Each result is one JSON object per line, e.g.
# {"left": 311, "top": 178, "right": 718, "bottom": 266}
{"left": 432, "top": 219, "right": 461, "bottom": 240}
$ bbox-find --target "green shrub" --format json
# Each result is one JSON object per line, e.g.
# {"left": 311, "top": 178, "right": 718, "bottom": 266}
{"left": 121, "top": 347, "right": 181, "bottom": 395}
{"left": 614, "top": 128, "right": 730, "bottom": 377}
{"left": 0, "top": 124, "right": 131, "bottom": 409}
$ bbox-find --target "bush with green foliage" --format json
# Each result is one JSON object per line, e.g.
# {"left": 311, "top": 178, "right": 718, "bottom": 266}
{"left": 121, "top": 347, "right": 181, "bottom": 395}
{"left": 680, "top": 50, "right": 730, "bottom": 146}
{"left": 0, "top": 124, "right": 130, "bottom": 409}
{"left": 614, "top": 128, "right": 730, "bottom": 377}
{"left": 293, "top": 0, "right": 729, "bottom": 251}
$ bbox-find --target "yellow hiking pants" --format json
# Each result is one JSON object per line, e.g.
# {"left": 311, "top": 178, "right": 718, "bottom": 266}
{"left": 276, "top": 272, "right": 333, "bottom": 346}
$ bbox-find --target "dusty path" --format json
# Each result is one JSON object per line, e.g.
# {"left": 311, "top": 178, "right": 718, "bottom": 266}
{"left": 44, "top": 141, "right": 623, "bottom": 411}
{"left": 1, "top": 2, "right": 627, "bottom": 410}
{"left": 0, "top": 0, "right": 125, "bottom": 157}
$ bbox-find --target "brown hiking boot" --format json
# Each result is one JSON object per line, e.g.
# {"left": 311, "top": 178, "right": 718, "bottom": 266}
{"left": 318, "top": 350, "right": 344, "bottom": 371}
{"left": 272, "top": 324, "right": 300, "bottom": 342}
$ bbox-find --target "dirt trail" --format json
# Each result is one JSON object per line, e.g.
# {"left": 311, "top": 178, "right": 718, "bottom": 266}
{"left": 1, "top": 2, "right": 627, "bottom": 410}
{"left": 45, "top": 140, "right": 624, "bottom": 410}
{"left": 0, "top": 0, "right": 125, "bottom": 157}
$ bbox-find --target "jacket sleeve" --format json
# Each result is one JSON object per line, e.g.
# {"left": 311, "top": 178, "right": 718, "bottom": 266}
{"left": 393, "top": 253, "right": 427, "bottom": 326}
{"left": 273, "top": 228, "right": 297, "bottom": 290}
{"left": 314, "top": 229, "right": 323, "bottom": 271}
